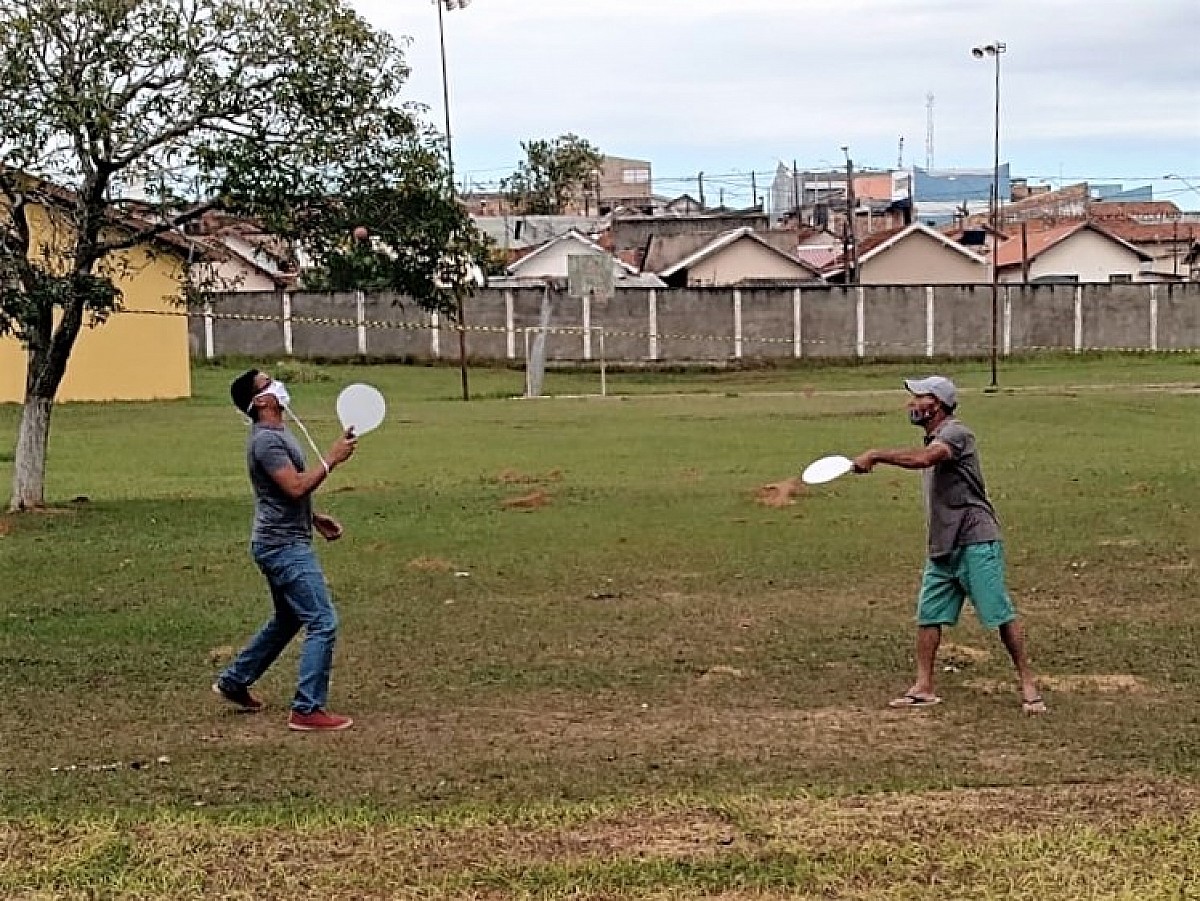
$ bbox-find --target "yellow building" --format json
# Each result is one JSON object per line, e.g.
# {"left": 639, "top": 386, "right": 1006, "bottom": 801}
{"left": 0, "top": 201, "right": 192, "bottom": 403}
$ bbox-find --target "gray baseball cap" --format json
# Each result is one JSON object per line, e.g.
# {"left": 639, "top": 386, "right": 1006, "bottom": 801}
{"left": 904, "top": 375, "right": 958, "bottom": 410}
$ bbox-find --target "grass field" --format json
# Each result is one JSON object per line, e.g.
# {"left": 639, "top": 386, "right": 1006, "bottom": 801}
{"left": 2, "top": 354, "right": 1199, "bottom": 899}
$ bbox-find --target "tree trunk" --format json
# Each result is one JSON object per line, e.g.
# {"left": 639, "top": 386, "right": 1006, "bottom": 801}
{"left": 9, "top": 393, "right": 53, "bottom": 511}
{"left": 9, "top": 303, "right": 78, "bottom": 512}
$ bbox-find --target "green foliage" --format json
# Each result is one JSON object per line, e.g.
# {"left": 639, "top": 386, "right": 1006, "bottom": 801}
{"left": 0, "top": 0, "right": 481, "bottom": 381}
{"left": 269, "top": 360, "right": 332, "bottom": 384}
{"left": 502, "top": 133, "right": 604, "bottom": 215}
{"left": 0, "top": 0, "right": 484, "bottom": 506}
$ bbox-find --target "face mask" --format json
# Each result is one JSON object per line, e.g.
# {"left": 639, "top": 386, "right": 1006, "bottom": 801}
{"left": 250, "top": 380, "right": 291, "bottom": 412}
{"left": 909, "top": 408, "right": 933, "bottom": 426}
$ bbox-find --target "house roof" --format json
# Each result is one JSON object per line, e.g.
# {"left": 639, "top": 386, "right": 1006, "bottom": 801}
{"left": 1089, "top": 216, "right": 1198, "bottom": 245}
{"left": 656, "top": 227, "right": 822, "bottom": 278}
{"left": 796, "top": 246, "right": 841, "bottom": 270}
{"left": 506, "top": 228, "right": 640, "bottom": 276}
{"left": 993, "top": 221, "right": 1153, "bottom": 269}
{"left": 196, "top": 235, "right": 297, "bottom": 289}
{"left": 1089, "top": 201, "right": 1182, "bottom": 222}
{"left": 473, "top": 215, "right": 610, "bottom": 250}
{"left": 855, "top": 222, "right": 988, "bottom": 267}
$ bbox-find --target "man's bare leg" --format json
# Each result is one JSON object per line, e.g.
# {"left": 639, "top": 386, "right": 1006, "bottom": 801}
{"left": 909, "top": 624, "right": 942, "bottom": 698}
{"left": 999, "top": 619, "right": 1045, "bottom": 712}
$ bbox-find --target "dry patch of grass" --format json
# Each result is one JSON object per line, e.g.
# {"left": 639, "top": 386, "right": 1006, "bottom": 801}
{"left": 4, "top": 781, "right": 1199, "bottom": 900}
{"left": 966, "top": 674, "right": 1151, "bottom": 696}
{"left": 494, "top": 468, "right": 564, "bottom": 485}
{"left": 406, "top": 555, "right": 456, "bottom": 573}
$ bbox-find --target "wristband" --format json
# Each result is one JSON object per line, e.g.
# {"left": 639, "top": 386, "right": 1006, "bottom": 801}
{"left": 320, "top": 458, "right": 331, "bottom": 476}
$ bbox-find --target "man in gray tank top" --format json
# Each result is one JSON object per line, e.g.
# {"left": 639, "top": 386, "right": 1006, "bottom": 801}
{"left": 853, "top": 376, "right": 1045, "bottom": 714}
{"left": 213, "top": 369, "right": 359, "bottom": 731}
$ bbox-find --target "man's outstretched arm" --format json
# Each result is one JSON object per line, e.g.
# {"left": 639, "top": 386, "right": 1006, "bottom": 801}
{"left": 854, "top": 441, "right": 952, "bottom": 473}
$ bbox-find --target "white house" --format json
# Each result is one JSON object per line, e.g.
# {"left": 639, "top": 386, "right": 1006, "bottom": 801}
{"left": 495, "top": 229, "right": 664, "bottom": 288}
{"left": 650, "top": 227, "right": 823, "bottom": 288}
{"left": 994, "top": 221, "right": 1154, "bottom": 283}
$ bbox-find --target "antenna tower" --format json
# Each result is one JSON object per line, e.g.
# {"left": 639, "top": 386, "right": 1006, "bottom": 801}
{"left": 925, "top": 92, "right": 935, "bottom": 170}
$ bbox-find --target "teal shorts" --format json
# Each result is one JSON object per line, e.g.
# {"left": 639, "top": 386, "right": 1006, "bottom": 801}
{"left": 917, "top": 541, "right": 1016, "bottom": 630}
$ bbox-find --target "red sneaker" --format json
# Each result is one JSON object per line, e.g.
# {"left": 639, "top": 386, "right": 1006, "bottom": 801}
{"left": 212, "top": 681, "right": 264, "bottom": 712}
{"left": 288, "top": 709, "right": 354, "bottom": 732}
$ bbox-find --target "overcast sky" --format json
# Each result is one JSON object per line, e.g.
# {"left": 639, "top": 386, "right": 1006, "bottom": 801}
{"left": 348, "top": 0, "right": 1200, "bottom": 209}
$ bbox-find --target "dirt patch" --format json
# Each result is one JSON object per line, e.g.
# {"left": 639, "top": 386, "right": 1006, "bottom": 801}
{"left": 1043, "top": 674, "right": 1150, "bottom": 693}
{"left": 0, "top": 517, "right": 11, "bottom": 537}
{"left": 502, "top": 490, "right": 551, "bottom": 510}
{"left": 407, "top": 556, "right": 455, "bottom": 573}
{"left": 966, "top": 673, "right": 1150, "bottom": 695}
{"left": 755, "top": 477, "right": 804, "bottom": 508}
{"left": 367, "top": 701, "right": 936, "bottom": 774}
{"left": 206, "top": 645, "right": 237, "bottom": 666}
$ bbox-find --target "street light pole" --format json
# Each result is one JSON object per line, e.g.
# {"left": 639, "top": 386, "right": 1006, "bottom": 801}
{"left": 437, "top": 0, "right": 471, "bottom": 400}
{"left": 973, "top": 41, "right": 1006, "bottom": 390}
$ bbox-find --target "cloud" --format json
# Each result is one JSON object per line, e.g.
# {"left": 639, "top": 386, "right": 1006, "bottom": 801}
{"left": 349, "top": 0, "right": 1200, "bottom": 198}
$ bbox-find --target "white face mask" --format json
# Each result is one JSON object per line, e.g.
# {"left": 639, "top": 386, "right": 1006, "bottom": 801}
{"left": 249, "top": 380, "right": 291, "bottom": 412}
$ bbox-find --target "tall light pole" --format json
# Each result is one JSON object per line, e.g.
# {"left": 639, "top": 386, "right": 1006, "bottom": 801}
{"left": 437, "top": 0, "right": 471, "bottom": 400}
{"left": 840, "top": 145, "right": 857, "bottom": 284}
{"left": 972, "top": 41, "right": 1005, "bottom": 390}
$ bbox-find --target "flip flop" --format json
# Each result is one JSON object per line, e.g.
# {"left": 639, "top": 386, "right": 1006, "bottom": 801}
{"left": 888, "top": 693, "right": 942, "bottom": 709}
{"left": 1021, "top": 695, "right": 1048, "bottom": 715}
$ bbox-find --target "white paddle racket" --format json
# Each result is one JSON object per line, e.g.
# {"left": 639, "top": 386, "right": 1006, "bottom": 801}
{"left": 336, "top": 383, "right": 387, "bottom": 436}
{"left": 801, "top": 454, "right": 855, "bottom": 485}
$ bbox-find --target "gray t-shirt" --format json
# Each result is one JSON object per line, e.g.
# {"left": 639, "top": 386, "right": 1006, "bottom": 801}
{"left": 248, "top": 423, "right": 312, "bottom": 548}
{"left": 922, "top": 418, "right": 1001, "bottom": 558}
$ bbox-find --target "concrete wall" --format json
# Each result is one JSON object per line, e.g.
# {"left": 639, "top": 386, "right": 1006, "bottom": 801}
{"left": 190, "top": 283, "right": 1200, "bottom": 364}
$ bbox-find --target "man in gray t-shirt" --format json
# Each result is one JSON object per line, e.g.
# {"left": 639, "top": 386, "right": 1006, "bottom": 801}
{"left": 249, "top": 423, "right": 315, "bottom": 548}
{"left": 213, "top": 368, "right": 358, "bottom": 732}
{"left": 853, "top": 376, "right": 1045, "bottom": 715}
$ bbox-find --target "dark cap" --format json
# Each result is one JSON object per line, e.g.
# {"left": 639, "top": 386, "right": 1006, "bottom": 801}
{"left": 230, "top": 369, "right": 261, "bottom": 414}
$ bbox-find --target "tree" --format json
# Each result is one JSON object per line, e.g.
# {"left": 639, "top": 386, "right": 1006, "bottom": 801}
{"left": 0, "top": 0, "right": 485, "bottom": 511}
{"left": 502, "top": 134, "right": 603, "bottom": 216}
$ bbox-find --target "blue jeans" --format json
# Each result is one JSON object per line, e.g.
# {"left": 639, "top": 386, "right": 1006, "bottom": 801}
{"left": 220, "top": 542, "right": 339, "bottom": 714}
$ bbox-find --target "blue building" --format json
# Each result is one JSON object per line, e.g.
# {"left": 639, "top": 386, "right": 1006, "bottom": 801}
{"left": 907, "top": 165, "right": 1011, "bottom": 226}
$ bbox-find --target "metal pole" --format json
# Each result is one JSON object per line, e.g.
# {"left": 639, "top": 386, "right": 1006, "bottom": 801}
{"left": 599, "top": 329, "right": 607, "bottom": 398}
{"left": 989, "top": 47, "right": 1002, "bottom": 389}
{"left": 437, "top": 1, "right": 455, "bottom": 194}
{"left": 437, "top": 0, "right": 470, "bottom": 400}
